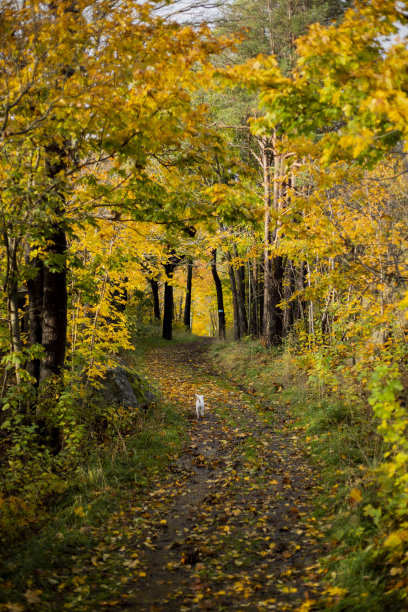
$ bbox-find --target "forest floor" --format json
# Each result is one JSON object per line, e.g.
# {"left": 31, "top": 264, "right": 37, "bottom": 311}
{"left": 1, "top": 338, "right": 336, "bottom": 611}
{"left": 112, "top": 338, "right": 328, "bottom": 611}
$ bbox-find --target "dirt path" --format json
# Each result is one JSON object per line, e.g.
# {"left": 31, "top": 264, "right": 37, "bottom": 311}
{"left": 115, "top": 340, "right": 325, "bottom": 611}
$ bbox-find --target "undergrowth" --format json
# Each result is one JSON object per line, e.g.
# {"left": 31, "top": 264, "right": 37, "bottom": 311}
{"left": 0, "top": 340, "right": 188, "bottom": 608}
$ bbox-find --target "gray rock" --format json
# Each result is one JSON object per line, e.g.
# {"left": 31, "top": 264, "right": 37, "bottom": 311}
{"left": 101, "top": 366, "right": 157, "bottom": 410}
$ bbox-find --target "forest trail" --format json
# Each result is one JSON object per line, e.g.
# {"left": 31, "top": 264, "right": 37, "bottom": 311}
{"left": 25, "top": 339, "right": 330, "bottom": 612}
{"left": 114, "top": 339, "right": 325, "bottom": 611}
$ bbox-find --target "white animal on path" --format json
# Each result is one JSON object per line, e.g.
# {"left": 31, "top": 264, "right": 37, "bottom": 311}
{"left": 195, "top": 394, "right": 205, "bottom": 419}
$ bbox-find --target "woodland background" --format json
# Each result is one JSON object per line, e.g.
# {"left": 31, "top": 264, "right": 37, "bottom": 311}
{"left": 1, "top": 0, "right": 408, "bottom": 609}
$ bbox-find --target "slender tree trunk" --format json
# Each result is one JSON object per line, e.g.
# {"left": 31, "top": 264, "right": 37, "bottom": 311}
{"left": 162, "top": 252, "right": 183, "bottom": 341}
{"left": 224, "top": 250, "right": 240, "bottom": 340}
{"left": 307, "top": 260, "right": 315, "bottom": 339}
{"left": 39, "top": 224, "right": 68, "bottom": 382}
{"left": 270, "top": 254, "right": 284, "bottom": 343}
{"left": 3, "top": 235, "right": 23, "bottom": 385}
{"left": 261, "top": 136, "right": 275, "bottom": 347}
{"left": 249, "top": 259, "right": 259, "bottom": 337}
{"left": 8, "top": 241, "right": 22, "bottom": 385}
{"left": 283, "top": 259, "right": 295, "bottom": 336}
{"left": 232, "top": 243, "right": 248, "bottom": 337}
{"left": 183, "top": 258, "right": 193, "bottom": 330}
{"left": 163, "top": 273, "right": 174, "bottom": 340}
{"left": 261, "top": 134, "right": 287, "bottom": 347}
{"left": 210, "top": 249, "right": 226, "bottom": 341}
{"left": 26, "top": 255, "right": 44, "bottom": 385}
{"left": 259, "top": 255, "right": 264, "bottom": 336}
{"left": 149, "top": 278, "right": 161, "bottom": 320}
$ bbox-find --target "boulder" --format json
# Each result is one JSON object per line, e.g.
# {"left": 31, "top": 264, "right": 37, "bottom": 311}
{"left": 101, "top": 366, "right": 157, "bottom": 410}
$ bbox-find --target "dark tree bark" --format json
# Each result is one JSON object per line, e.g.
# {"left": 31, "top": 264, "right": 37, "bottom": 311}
{"left": 4, "top": 237, "right": 22, "bottom": 385}
{"left": 224, "top": 250, "right": 240, "bottom": 340}
{"left": 232, "top": 243, "right": 248, "bottom": 337}
{"left": 248, "top": 259, "right": 260, "bottom": 337}
{"left": 148, "top": 278, "right": 161, "bottom": 320}
{"left": 26, "top": 254, "right": 44, "bottom": 385}
{"left": 210, "top": 249, "right": 226, "bottom": 341}
{"left": 39, "top": 224, "right": 68, "bottom": 382}
{"left": 261, "top": 136, "right": 274, "bottom": 347}
{"left": 259, "top": 256, "right": 264, "bottom": 336}
{"left": 36, "top": 142, "right": 69, "bottom": 382}
{"left": 261, "top": 136, "right": 287, "bottom": 347}
{"left": 271, "top": 254, "right": 285, "bottom": 344}
{"left": 23, "top": 141, "right": 69, "bottom": 385}
{"left": 183, "top": 258, "right": 193, "bottom": 330}
{"left": 162, "top": 252, "right": 183, "bottom": 341}
{"left": 283, "top": 259, "right": 294, "bottom": 336}
{"left": 163, "top": 278, "right": 173, "bottom": 340}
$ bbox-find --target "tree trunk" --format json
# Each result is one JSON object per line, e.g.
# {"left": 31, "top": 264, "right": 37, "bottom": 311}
{"left": 183, "top": 258, "right": 193, "bottom": 330}
{"left": 26, "top": 255, "right": 44, "bottom": 385}
{"left": 39, "top": 225, "right": 68, "bottom": 382}
{"left": 210, "top": 249, "right": 226, "bottom": 341}
{"left": 2, "top": 233, "right": 22, "bottom": 383}
{"left": 259, "top": 255, "right": 264, "bottom": 336}
{"left": 261, "top": 135, "right": 274, "bottom": 347}
{"left": 162, "top": 252, "right": 183, "bottom": 341}
{"left": 30, "top": 142, "right": 69, "bottom": 384}
{"left": 163, "top": 277, "right": 173, "bottom": 341}
{"left": 148, "top": 278, "right": 161, "bottom": 320}
{"left": 270, "top": 255, "right": 284, "bottom": 344}
{"left": 224, "top": 250, "right": 240, "bottom": 340}
{"left": 283, "top": 259, "right": 296, "bottom": 336}
{"left": 232, "top": 243, "right": 248, "bottom": 337}
{"left": 248, "top": 259, "right": 260, "bottom": 337}
{"left": 261, "top": 134, "right": 286, "bottom": 347}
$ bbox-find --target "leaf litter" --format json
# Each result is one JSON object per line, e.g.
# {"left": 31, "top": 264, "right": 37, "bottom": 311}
{"left": 110, "top": 339, "right": 326, "bottom": 611}
{"left": 7, "top": 339, "right": 328, "bottom": 611}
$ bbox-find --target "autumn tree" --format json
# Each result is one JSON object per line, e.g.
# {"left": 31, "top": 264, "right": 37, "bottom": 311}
{"left": 210, "top": 0, "right": 350, "bottom": 346}
{"left": 0, "top": 0, "right": 233, "bottom": 385}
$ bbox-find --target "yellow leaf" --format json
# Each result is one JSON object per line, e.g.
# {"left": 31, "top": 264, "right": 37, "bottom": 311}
{"left": 296, "top": 601, "right": 317, "bottom": 611}
{"left": 349, "top": 488, "right": 363, "bottom": 504}
{"left": 326, "top": 586, "right": 347, "bottom": 597}
{"left": 384, "top": 533, "right": 402, "bottom": 548}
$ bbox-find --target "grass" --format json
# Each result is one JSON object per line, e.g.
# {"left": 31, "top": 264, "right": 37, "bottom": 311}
{"left": 209, "top": 337, "right": 405, "bottom": 612}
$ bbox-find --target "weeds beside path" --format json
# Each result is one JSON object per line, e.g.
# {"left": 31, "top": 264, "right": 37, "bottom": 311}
{"left": 120, "top": 339, "right": 325, "bottom": 610}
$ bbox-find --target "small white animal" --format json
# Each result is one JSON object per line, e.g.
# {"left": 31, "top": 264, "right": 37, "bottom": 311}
{"left": 195, "top": 394, "right": 205, "bottom": 419}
